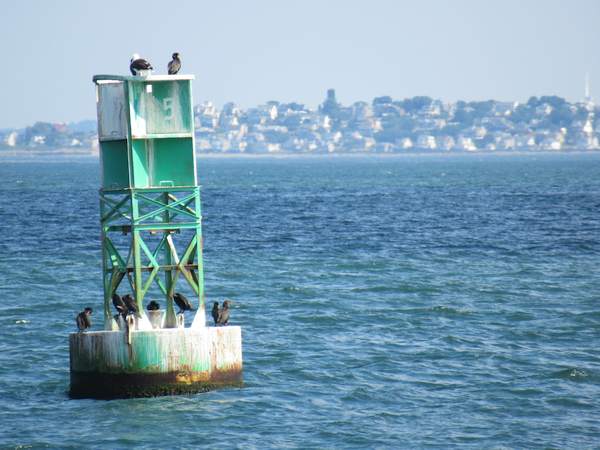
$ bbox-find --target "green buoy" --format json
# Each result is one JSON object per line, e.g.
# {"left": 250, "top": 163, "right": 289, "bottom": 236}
{"left": 69, "top": 73, "right": 242, "bottom": 399}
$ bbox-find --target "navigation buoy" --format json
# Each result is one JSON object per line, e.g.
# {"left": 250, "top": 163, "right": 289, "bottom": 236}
{"left": 69, "top": 73, "right": 243, "bottom": 399}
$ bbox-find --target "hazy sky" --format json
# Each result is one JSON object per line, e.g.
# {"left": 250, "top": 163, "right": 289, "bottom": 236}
{"left": 1, "top": 0, "right": 599, "bottom": 128}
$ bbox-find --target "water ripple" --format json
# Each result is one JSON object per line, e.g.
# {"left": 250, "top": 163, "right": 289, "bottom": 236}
{"left": 1, "top": 155, "right": 600, "bottom": 448}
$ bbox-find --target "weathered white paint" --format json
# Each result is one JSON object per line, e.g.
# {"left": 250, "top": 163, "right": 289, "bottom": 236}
{"left": 96, "top": 82, "right": 127, "bottom": 141}
{"left": 109, "top": 310, "right": 202, "bottom": 332}
{"left": 191, "top": 308, "right": 206, "bottom": 328}
{"left": 70, "top": 326, "right": 242, "bottom": 376}
{"left": 147, "top": 310, "right": 165, "bottom": 329}
{"left": 132, "top": 312, "right": 154, "bottom": 331}
{"left": 94, "top": 75, "right": 195, "bottom": 82}
{"left": 109, "top": 315, "right": 126, "bottom": 331}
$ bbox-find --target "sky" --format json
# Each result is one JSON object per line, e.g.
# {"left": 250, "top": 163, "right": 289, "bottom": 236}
{"left": 1, "top": 0, "right": 600, "bottom": 128}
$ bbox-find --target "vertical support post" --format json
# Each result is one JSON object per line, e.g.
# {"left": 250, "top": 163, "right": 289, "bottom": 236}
{"left": 192, "top": 186, "right": 206, "bottom": 328}
{"left": 130, "top": 191, "right": 144, "bottom": 314}
{"left": 163, "top": 192, "right": 177, "bottom": 328}
{"left": 100, "top": 195, "right": 112, "bottom": 330}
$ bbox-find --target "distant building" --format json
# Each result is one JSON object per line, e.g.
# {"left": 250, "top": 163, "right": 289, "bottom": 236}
{"left": 4, "top": 131, "right": 17, "bottom": 147}
{"left": 7, "top": 88, "right": 600, "bottom": 154}
{"left": 456, "top": 136, "right": 477, "bottom": 151}
{"left": 320, "top": 89, "right": 341, "bottom": 117}
{"left": 398, "top": 137, "right": 413, "bottom": 150}
{"left": 416, "top": 135, "right": 436, "bottom": 149}
{"left": 515, "top": 135, "right": 536, "bottom": 149}
{"left": 438, "top": 135, "right": 455, "bottom": 151}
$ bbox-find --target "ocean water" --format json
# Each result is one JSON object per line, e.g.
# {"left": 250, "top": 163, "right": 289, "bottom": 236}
{"left": 0, "top": 153, "right": 599, "bottom": 448}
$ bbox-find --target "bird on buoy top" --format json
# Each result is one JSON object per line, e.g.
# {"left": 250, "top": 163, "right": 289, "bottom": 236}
{"left": 168, "top": 52, "right": 181, "bottom": 75}
{"left": 76, "top": 307, "right": 93, "bottom": 332}
{"left": 130, "top": 53, "right": 153, "bottom": 76}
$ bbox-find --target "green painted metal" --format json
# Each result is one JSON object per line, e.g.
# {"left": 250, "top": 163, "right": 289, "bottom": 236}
{"left": 94, "top": 74, "right": 204, "bottom": 329}
{"left": 128, "top": 80, "right": 193, "bottom": 137}
{"left": 100, "top": 140, "right": 128, "bottom": 189}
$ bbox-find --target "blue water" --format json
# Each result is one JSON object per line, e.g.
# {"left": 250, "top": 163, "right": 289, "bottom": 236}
{"left": 1, "top": 154, "right": 600, "bottom": 448}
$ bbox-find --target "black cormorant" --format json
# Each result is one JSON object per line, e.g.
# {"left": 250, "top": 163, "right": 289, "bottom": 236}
{"left": 147, "top": 300, "right": 160, "bottom": 311}
{"left": 112, "top": 293, "right": 127, "bottom": 317}
{"left": 173, "top": 292, "right": 195, "bottom": 313}
{"left": 168, "top": 52, "right": 181, "bottom": 75}
{"left": 76, "top": 307, "right": 93, "bottom": 332}
{"left": 217, "top": 300, "right": 231, "bottom": 326}
{"left": 130, "top": 53, "right": 153, "bottom": 76}
{"left": 122, "top": 294, "right": 138, "bottom": 314}
{"left": 211, "top": 301, "right": 219, "bottom": 326}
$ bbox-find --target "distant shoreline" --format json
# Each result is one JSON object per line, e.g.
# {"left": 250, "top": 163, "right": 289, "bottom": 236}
{"left": 2, "top": 149, "right": 600, "bottom": 163}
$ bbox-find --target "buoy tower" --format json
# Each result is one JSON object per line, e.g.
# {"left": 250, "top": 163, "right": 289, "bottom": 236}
{"left": 69, "top": 73, "right": 242, "bottom": 398}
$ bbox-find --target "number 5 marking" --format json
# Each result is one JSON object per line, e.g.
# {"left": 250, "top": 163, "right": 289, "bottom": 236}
{"left": 163, "top": 97, "right": 174, "bottom": 120}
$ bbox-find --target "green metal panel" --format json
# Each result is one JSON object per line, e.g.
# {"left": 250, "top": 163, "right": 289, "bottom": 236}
{"left": 129, "top": 138, "right": 194, "bottom": 188}
{"left": 128, "top": 80, "right": 193, "bottom": 137}
{"left": 100, "top": 140, "right": 129, "bottom": 189}
{"left": 131, "top": 140, "right": 150, "bottom": 188}
{"left": 151, "top": 138, "right": 195, "bottom": 187}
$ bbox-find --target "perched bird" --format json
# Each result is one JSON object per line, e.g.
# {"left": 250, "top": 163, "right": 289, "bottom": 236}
{"left": 147, "top": 300, "right": 160, "bottom": 311}
{"left": 76, "top": 307, "right": 93, "bottom": 332}
{"left": 130, "top": 53, "right": 153, "bottom": 76}
{"left": 217, "top": 300, "right": 231, "bottom": 326}
{"left": 122, "top": 294, "right": 138, "bottom": 314}
{"left": 167, "top": 52, "right": 181, "bottom": 75}
{"left": 173, "top": 292, "right": 195, "bottom": 313}
{"left": 211, "top": 301, "right": 219, "bottom": 326}
{"left": 112, "top": 293, "right": 127, "bottom": 317}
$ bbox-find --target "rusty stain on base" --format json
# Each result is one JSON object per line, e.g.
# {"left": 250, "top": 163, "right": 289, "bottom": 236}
{"left": 69, "top": 326, "right": 243, "bottom": 399}
{"left": 70, "top": 368, "right": 243, "bottom": 399}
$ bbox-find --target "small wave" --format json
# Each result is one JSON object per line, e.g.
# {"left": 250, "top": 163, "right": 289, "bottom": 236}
{"left": 350, "top": 285, "right": 440, "bottom": 294}
{"left": 395, "top": 305, "right": 473, "bottom": 317}
{"left": 282, "top": 286, "right": 302, "bottom": 293}
{"left": 341, "top": 386, "right": 371, "bottom": 401}
{"left": 281, "top": 285, "right": 317, "bottom": 296}
{"left": 546, "top": 396, "right": 595, "bottom": 409}
{"left": 15, "top": 319, "right": 29, "bottom": 324}
{"left": 550, "top": 367, "right": 590, "bottom": 381}
{"left": 294, "top": 314, "right": 339, "bottom": 325}
{"left": 429, "top": 305, "right": 472, "bottom": 316}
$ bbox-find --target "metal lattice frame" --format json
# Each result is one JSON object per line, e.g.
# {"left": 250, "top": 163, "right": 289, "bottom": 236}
{"left": 100, "top": 186, "right": 204, "bottom": 329}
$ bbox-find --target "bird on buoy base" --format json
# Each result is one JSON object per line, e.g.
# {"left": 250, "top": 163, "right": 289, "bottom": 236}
{"left": 174, "top": 292, "right": 195, "bottom": 314}
{"left": 76, "top": 307, "right": 93, "bottom": 332}
{"left": 216, "top": 300, "right": 231, "bottom": 326}
{"left": 122, "top": 294, "right": 138, "bottom": 315}
{"left": 112, "top": 293, "right": 127, "bottom": 317}
{"left": 211, "top": 301, "right": 220, "bottom": 326}
{"left": 147, "top": 300, "right": 160, "bottom": 311}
